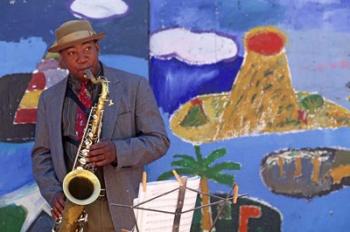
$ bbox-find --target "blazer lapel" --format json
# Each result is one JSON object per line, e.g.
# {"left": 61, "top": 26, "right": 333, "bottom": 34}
{"left": 101, "top": 67, "right": 122, "bottom": 139}
{"left": 48, "top": 78, "right": 68, "bottom": 181}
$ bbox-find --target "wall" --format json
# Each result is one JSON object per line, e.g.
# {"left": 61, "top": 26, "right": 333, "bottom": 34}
{"left": 0, "top": 0, "right": 148, "bottom": 231}
{"left": 1, "top": 0, "right": 350, "bottom": 231}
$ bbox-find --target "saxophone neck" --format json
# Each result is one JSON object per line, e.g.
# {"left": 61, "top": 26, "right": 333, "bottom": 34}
{"left": 83, "top": 69, "right": 109, "bottom": 100}
{"left": 83, "top": 69, "right": 101, "bottom": 84}
{"left": 99, "top": 77, "right": 109, "bottom": 100}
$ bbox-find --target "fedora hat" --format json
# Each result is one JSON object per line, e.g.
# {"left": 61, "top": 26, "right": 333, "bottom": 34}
{"left": 48, "top": 20, "right": 105, "bottom": 53}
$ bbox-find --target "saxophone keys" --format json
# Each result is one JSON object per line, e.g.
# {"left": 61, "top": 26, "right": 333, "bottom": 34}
{"left": 84, "top": 140, "right": 92, "bottom": 146}
{"left": 79, "top": 157, "right": 87, "bottom": 165}
{"left": 82, "top": 149, "right": 89, "bottom": 156}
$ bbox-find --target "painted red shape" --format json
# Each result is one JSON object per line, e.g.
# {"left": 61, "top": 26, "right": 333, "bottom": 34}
{"left": 191, "top": 98, "right": 202, "bottom": 106}
{"left": 27, "top": 72, "right": 46, "bottom": 91}
{"left": 238, "top": 205, "right": 262, "bottom": 232}
{"left": 247, "top": 31, "right": 284, "bottom": 55}
{"left": 14, "top": 108, "right": 37, "bottom": 124}
{"left": 298, "top": 109, "right": 308, "bottom": 124}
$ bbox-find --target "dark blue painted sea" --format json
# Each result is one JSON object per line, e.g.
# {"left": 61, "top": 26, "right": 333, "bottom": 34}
{"left": 150, "top": 56, "right": 243, "bottom": 114}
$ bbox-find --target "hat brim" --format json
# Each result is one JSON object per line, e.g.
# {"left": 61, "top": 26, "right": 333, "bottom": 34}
{"left": 48, "top": 32, "right": 105, "bottom": 53}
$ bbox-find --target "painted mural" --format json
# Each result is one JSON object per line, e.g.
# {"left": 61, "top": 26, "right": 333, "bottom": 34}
{"left": 1, "top": 0, "right": 350, "bottom": 232}
{"left": 0, "top": 0, "right": 149, "bottom": 231}
{"left": 149, "top": 0, "right": 350, "bottom": 232}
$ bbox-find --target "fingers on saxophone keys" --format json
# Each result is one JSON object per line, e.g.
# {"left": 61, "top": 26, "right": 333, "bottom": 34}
{"left": 56, "top": 201, "right": 65, "bottom": 213}
{"left": 88, "top": 153, "right": 105, "bottom": 163}
{"left": 51, "top": 208, "right": 61, "bottom": 220}
{"left": 92, "top": 154, "right": 108, "bottom": 166}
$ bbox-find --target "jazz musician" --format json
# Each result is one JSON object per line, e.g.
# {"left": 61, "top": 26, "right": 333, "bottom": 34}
{"left": 31, "top": 19, "right": 170, "bottom": 231}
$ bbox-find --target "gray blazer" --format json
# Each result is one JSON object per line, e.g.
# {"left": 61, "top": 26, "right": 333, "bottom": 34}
{"left": 32, "top": 66, "right": 170, "bottom": 231}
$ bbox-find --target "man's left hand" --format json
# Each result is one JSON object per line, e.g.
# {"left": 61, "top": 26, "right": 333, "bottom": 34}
{"left": 88, "top": 140, "right": 117, "bottom": 167}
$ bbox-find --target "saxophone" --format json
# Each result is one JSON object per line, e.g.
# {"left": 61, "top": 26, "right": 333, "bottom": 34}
{"left": 53, "top": 69, "right": 111, "bottom": 232}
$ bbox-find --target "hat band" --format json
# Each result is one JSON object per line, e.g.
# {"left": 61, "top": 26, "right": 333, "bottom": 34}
{"left": 57, "top": 30, "right": 96, "bottom": 46}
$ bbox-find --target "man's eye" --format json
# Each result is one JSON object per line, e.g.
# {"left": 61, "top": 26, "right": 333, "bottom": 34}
{"left": 85, "top": 47, "right": 91, "bottom": 51}
{"left": 67, "top": 51, "right": 75, "bottom": 56}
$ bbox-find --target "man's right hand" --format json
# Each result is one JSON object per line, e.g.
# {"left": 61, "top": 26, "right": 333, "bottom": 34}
{"left": 51, "top": 192, "right": 65, "bottom": 220}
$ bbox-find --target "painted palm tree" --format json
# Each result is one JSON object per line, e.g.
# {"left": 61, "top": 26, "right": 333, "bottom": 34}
{"left": 158, "top": 145, "right": 241, "bottom": 232}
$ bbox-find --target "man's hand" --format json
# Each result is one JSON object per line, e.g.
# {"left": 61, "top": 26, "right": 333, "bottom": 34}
{"left": 51, "top": 192, "right": 65, "bottom": 220}
{"left": 88, "top": 140, "right": 117, "bottom": 167}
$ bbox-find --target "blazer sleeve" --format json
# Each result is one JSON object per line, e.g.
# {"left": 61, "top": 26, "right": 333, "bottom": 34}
{"left": 113, "top": 78, "right": 170, "bottom": 168}
{"left": 31, "top": 93, "right": 62, "bottom": 206}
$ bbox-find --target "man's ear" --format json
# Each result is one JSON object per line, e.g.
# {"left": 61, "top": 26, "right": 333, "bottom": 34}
{"left": 95, "top": 41, "right": 100, "bottom": 53}
{"left": 58, "top": 55, "right": 67, "bottom": 69}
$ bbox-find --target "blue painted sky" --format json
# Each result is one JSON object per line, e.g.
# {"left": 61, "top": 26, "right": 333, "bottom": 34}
{"left": 150, "top": 0, "right": 350, "bottom": 110}
{"left": 148, "top": 115, "right": 350, "bottom": 232}
{"left": 150, "top": 0, "right": 350, "bottom": 57}
{"left": 0, "top": 142, "right": 34, "bottom": 195}
{"left": 0, "top": 37, "right": 148, "bottom": 78}
{"left": 0, "top": 0, "right": 149, "bottom": 57}
{"left": 151, "top": 0, "right": 350, "bottom": 33}
{"left": 0, "top": 38, "right": 47, "bottom": 76}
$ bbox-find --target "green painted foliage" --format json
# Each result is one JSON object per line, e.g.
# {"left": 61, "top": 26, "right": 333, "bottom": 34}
{"left": 158, "top": 145, "right": 241, "bottom": 187}
{"left": 180, "top": 105, "right": 209, "bottom": 127}
{"left": 301, "top": 94, "right": 324, "bottom": 111}
{"left": 0, "top": 204, "right": 26, "bottom": 232}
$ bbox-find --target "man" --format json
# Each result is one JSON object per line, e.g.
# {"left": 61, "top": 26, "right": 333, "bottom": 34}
{"left": 31, "top": 20, "right": 170, "bottom": 231}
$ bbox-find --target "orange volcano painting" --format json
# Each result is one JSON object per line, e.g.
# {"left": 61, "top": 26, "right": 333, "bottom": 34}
{"left": 170, "top": 27, "right": 350, "bottom": 143}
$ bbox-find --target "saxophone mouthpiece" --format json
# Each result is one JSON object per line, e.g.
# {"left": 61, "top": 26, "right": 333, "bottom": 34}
{"left": 83, "top": 69, "right": 93, "bottom": 81}
{"left": 83, "top": 69, "right": 99, "bottom": 84}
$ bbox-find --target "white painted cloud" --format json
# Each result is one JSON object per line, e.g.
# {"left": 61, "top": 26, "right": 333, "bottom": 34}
{"left": 71, "top": 0, "right": 128, "bottom": 19}
{"left": 150, "top": 28, "right": 238, "bottom": 65}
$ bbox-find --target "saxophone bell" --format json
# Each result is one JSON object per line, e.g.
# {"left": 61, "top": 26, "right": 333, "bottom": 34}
{"left": 62, "top": 167, "right": 101, "bottom": 205}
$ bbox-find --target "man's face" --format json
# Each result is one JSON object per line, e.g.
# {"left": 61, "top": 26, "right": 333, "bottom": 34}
{"left": 59, "top": 40, "right": 100, "bottom": 80}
